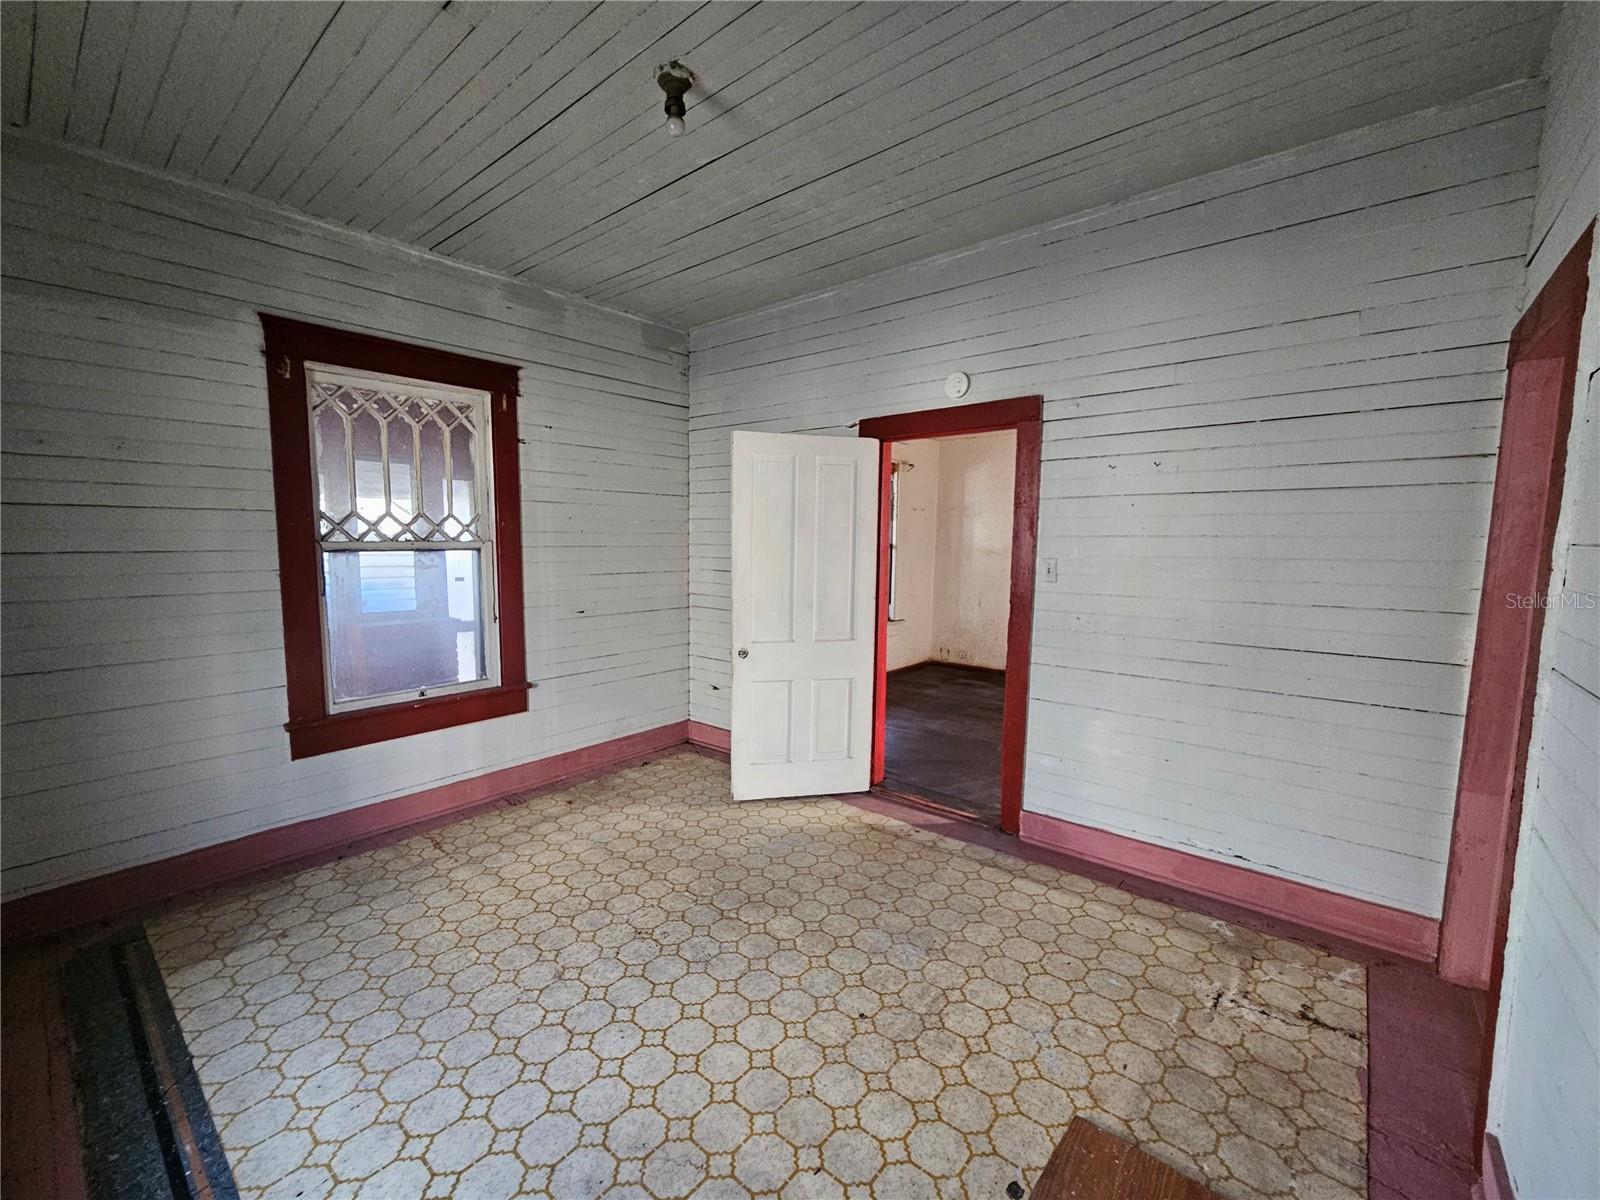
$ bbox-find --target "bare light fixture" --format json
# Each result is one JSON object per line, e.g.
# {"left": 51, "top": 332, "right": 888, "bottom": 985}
{"left": 656, "top": 61, "right": 695, "bottom": 136}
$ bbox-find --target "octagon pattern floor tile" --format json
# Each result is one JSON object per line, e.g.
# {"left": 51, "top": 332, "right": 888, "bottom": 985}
{"left": 148, "top": 751, "right": 1368, "bottom": 1200}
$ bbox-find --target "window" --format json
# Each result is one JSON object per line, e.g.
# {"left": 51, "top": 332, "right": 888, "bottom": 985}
{"left": 886, "top": 464, "right": 901, "bottom": 621}
{"left": 262, "top": 316, "right": 527, "bottom": 758}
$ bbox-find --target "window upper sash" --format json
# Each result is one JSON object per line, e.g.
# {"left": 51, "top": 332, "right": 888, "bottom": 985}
{"left": 306, "top": 362, "right": 494, "bottom": 548}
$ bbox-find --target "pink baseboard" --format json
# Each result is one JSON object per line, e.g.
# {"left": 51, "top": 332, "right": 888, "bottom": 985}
{"left": 1474, "top": 1134, "right": 1515, "bottom": 1200}
{"left": 1, "top": 721, "right": 692, "bottom": 944}
{"left": 662, "top": 723, "right": 1440, "bottom": 966}
{"left": 6, "top": 717, "right": 1441, "bottom": 967}
{"left": 686, "top": 720, "right": 731, "bottom": 753}
{"left": 678, "top": 723, "right": 1435, "bottom": 962}
{"left": 1020, "top": 811, "right": 1440, "bottom": 963}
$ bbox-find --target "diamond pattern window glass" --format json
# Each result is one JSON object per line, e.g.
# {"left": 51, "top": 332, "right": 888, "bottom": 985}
{"left": 309, "top": 370, "right": 486, "bottom": 545}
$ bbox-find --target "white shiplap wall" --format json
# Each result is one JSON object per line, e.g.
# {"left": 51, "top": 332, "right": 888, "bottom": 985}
{"left": 0, "top": 134, "right": 689, "bottom": 901}
{"left": 689, "top": 82, "right": 1546, "bottom": 916}
{"left": 1489, "top": 4, "right": 1600, "bottom": 1195}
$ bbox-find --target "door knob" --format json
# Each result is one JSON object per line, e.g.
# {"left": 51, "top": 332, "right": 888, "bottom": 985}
{"left": 737, "top": 648, "right": 749, "bottom": 659}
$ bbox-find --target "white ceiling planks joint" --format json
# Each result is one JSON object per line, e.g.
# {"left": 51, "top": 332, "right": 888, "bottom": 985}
{"left": 0, "top": 1, "right": 1561, "bottom": 328}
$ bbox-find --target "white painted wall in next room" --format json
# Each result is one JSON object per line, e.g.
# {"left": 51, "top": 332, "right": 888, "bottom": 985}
{"left": 887, "top": 432, "right": 1016, "bottom": 673}
{"left": 885, "top": 440, "right": 940, "bottom": 672}
{"left": 930, "top": 432, "right": 1015, "bottom": 671}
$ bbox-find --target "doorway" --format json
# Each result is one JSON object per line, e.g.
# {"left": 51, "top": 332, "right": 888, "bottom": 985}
{"left": 861, "top": 397, "right": 1042, "bottom": 834}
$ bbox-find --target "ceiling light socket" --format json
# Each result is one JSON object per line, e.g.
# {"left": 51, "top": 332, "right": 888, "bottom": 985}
{"left": 656, "top": 61, "right": 695, "bottom": 136}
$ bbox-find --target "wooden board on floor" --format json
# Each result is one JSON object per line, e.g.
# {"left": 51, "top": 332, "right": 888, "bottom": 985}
{"left": 1, "top": 941, "right": 90, "bottom": 1200}
{"left": 1034, "top": 1118, "right": 1222, "bottom": 1200}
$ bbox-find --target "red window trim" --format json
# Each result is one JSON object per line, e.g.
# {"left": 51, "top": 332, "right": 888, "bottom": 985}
{"left": 261, "top": 314, "right": 529, "bottom": 760}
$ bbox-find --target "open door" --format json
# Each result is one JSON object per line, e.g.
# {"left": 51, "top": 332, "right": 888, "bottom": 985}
{"left": 730, "top": 431, "right": 880, "bottom": 800}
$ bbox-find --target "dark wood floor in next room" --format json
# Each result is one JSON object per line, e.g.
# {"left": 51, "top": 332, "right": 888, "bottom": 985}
{"left": 883, "top": 661, "right": 1004, "bottom": 823}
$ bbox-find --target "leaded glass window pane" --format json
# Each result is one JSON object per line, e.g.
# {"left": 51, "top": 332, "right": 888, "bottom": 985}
{"left": 308, "top": 367, "right": 488, "bottom": 544}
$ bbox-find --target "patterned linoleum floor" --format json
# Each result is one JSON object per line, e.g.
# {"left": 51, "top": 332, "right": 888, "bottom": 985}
{"left": 148, "top": 751, "right": 1368, "bottom": 1200}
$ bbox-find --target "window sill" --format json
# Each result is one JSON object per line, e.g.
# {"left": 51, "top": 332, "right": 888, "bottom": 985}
{"left": 285, "top": 682, "right": 532, "bottom": 759}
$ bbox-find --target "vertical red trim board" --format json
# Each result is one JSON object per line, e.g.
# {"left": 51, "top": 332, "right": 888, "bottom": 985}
{"left": 1005, "top": 419, "right": 1043, "bottom": 825}
{"left": 859, "top": 396, "right": 1044, "bottom": 835}
{"left": 872, "top": 441, "right": 894, "bottom": 784}
{"left": 1439, "top": 223, "right": 1592, "bottom": 989}
{"left": 1437, "top": 224, "right": 1591, "bottom": 1179}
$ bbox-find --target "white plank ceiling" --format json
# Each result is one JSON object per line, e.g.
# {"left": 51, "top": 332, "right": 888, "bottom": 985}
{"left": 1, "top": 1, "right": 1559, "bottom": 328}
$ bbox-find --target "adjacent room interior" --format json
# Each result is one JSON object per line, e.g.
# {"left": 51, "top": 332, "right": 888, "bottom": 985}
{"left": 882, "top": 431, "right": 1016, "bottom": 824}
{"left": 0, "top": 4, "right": 1596, "bottom": 1200}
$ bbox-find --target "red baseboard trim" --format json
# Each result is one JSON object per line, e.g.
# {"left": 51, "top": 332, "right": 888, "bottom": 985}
{"left": 1019, "top": 811, "right": 1439, "bottom": 963}
{"left": 678, "top": 723, "right": 1440, "bottom": 966}
{"left": 16, "top": 715, "right": 1439, "bottom": 965}
{"left": 686, "top": 720, "right": 731, "bottom": 754}
{"left": 1475, "top": 1133, "right": 1515, "bottom": 1200}
{"left": 1, "top": 721, "right": 692, "bottom": 944}
{"left": 683, "top": 722, "right": 1433, "bottom": 962}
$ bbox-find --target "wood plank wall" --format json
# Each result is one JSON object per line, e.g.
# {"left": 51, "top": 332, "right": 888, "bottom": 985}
{"left": 0, "top": 135, "right": 690, "bottom": 902}
{"left": 0, "top": 2, "right": 1559, "bottom": 328}
{"left": 1488, "top": 4, "right": 1600, "bottom": 1194}
{"left": 688, "top": 82, "right": 1546, "bottom": 916}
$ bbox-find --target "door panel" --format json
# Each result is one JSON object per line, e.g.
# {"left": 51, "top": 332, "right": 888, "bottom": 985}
{"left": 731, "top": 431, "right": 879, "bottom": 800}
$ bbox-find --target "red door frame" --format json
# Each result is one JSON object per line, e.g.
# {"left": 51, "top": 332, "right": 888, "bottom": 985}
{"left": 859, "top": 396, "right": 1043, "bottom": 835}
{"left": 1439, "top": 224, "right": 1591, "bottom": 994}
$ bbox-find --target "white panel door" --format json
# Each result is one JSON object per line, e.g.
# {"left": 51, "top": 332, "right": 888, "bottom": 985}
{"left": 730, "top": 431, "right": 879, "bottom": 800}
